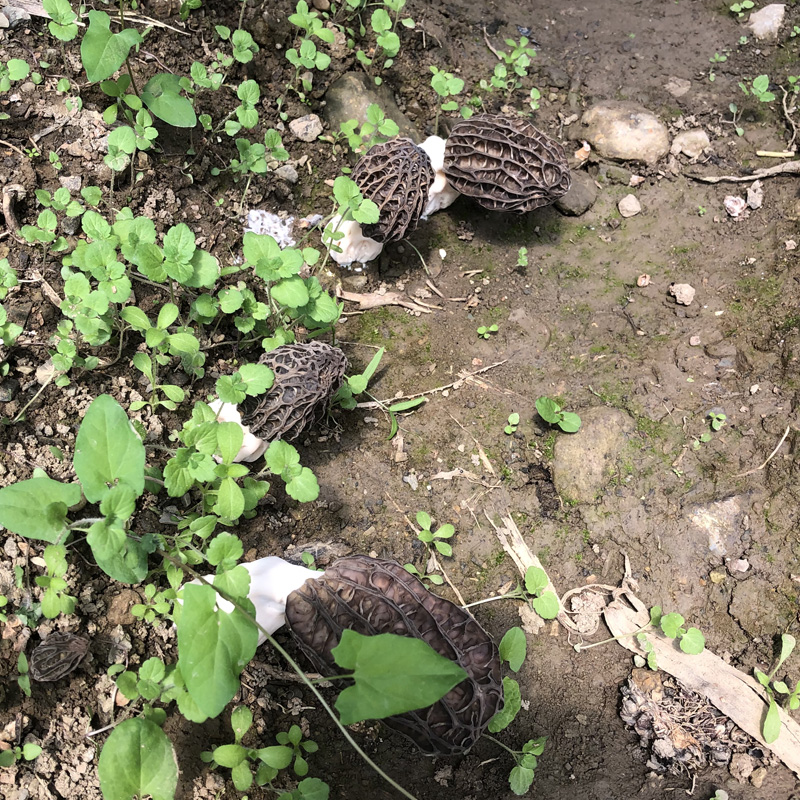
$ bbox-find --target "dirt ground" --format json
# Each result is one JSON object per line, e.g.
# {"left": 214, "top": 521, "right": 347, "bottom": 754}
{"left": 1, "top": 0, "right": 800, "bottom": 799}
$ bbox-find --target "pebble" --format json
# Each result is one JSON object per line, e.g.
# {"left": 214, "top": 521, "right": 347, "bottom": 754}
{"left": 664, "top": 77, "right": 692, "bottom": 97}
{"left": 618, "top": 194, "right": 641, "bottom": 217}
{"left": 689, "top": 336, "right": 701, "bottom": 346}
{"left": 273, "top": 164, "right": 299, "bottom": 184}
{"left": 747, "top": 4, "right": 785, "bottom": 39}
{"left": 669, "top": 283, "right": 695, "bottom": 306}
{"left": 670, "top": 129, "right": 710, "bottom": 159}
{"left": 581, "top": 101, "right": 670, "bottom": 164}
{"left": 288, "top": 114, "right": 324, "bottom": 142}
{"left": 58, "top": 175, "right": 82, "bottom": 193}
{"left": 555, "top": 170, "right": 598, "bottom": 216}
{"left": 312, "top": 0, "right": 330, "bottom": 8}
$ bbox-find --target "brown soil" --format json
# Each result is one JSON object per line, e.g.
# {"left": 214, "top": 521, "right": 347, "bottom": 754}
{"left": 1, "top": 1, "right": 800, "bottom": 800}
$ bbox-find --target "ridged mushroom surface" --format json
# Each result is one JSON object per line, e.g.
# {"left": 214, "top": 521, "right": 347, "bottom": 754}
{"left": 285, "top": 555, "right": 503, "bottom": 755}
{"left": 351, "top": 138, "right": 435, "bottom": 243}
{"left": 240, "top": 341, "right": 347, "bottom": 441}
{"left": 443, "top": 114, "right": 571, "bottom": 213}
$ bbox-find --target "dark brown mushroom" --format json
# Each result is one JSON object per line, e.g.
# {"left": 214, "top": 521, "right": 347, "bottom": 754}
{"left": 443, "top": 114, "right": 571, "bottom": 213}
{"left": 351, "top": 138, "right": 435, "bottom": 243}
{"left": 240, "top": 341, "right": 347, "bottom": 441}
{"left": 29, "top": 631, "right": 90, "bottom": 682}
{"left": 285, "top": 555, "right": 503, "bottom": 755}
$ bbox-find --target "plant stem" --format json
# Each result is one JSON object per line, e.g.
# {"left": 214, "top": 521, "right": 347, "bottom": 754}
{"left": 158, "top": 552, "right": 421, "bottom": 800}
{"left": 11, "top": 374, "right": 55, "bottom": 424}
{"left": 573, "top": 621, "right": 652, "bottom": 652}
{"left": 482, "top": 733, "right": 520, "bottom": 760}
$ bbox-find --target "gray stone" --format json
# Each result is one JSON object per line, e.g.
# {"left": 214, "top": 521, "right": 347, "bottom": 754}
{"left": 597, "top": 163, "right": 632, "bottom": 185}
{"left": 62, "top": 216, "right": 80, "bottom": 235}
{"left": 0, "top": 378, "right": 19, "bottom": 402}
{"left": 289, "top": 114, "right": 324, "bottom": 142}
{"left": 581, "top": 101, "right": 670, "bottom": 165}
{"left": 664, "top": 77, "right": 692, "bottom": 98}
{"left": 747, "top": 4, "right": 785, "bottom": 40}
{"left": 552, "top": 408, "right": 635, "bottom": 503}
{"left": 58, "top": 175, "right": 82, "bottom": 193}
{"left": 671, "top": 129, "right": 710, "bottom": 159}
{"left": 555, "top": 170, "right": 597, "bottom": 216}
{"left": 545, "top": 66, "right": 570, "bottom": 89}
{"left": 618, "top": 194, "right": 641, "bottom": 218}
{"left": 323, "top": 72, "right": 420, "bottom": 142}
{"left": 273, "top": 164, "right": 299, "bottom": 183}
{"left": 685, "top": 496, "right": 746, "bottom": 557}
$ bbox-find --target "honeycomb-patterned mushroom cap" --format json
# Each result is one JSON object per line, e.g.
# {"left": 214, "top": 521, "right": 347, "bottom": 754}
{"left": 351, "top": 138, "right": 435, "bottom": 243}
{"left": 285, "top": 555, "right": 504, "bottom": 755}
{"left": 240, "top": 341, "right": 347, "bottom": 441}
{"left": 443, "top": 114, "right": 571, "bottom": 213}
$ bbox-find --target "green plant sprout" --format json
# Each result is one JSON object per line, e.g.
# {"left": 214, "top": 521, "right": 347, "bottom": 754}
{"left": 465, "top": 566, "right": 560, "bottom": 621}
{"left": 740, "top": 74, "right": 776, "bottom": 103}
{"left": 477, "top": 324, "right": 499, "bottom": 339}
{"left": 0, "top": 738, "right": 41, "bottom": 767}
{"left": 729, "top": 0, "right": 754, "bottom": 17}
{"left": 697, "top": 205, "right": 707, "bottom": 217}
{"left": 535, "top": 397, "right": 581, "bottom": 433}
{"left": 505, "top": 413, "right": 520, "bottom": 435}
{"left": 574, "top": 606, "right": 705, "bottom": 669}
{"left": 0, "top": 57, "right": 31, "bottom": 92}
{"left": 16, "top": 651, "right": 32, "bottom": 698}
{"left": 429, "top": 66, "right": 468, "bottom": 133}
{"left": 755, "top": 633, "right": 799, "bottom": 743}
{"left": 709, "top": 410, "right": 727, "bottom": 431}
{"left": 414, "top": 511, "right": 455, "bottom": 557}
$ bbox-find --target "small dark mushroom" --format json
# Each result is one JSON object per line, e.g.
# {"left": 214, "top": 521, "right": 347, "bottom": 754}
{"left": 285, "top": 555, "right": 503, "bottom": 755}
{"left": 29, "top": 631, "right": 90, "bottom": 682}
{"left": 443, "top": 114, "right": 571, "bottom": 213}
{"left": 351, "top": 138, "right": 435, "bottom": 243}
{"left": 240, "top": 341, "right": 347, "bottom": 441}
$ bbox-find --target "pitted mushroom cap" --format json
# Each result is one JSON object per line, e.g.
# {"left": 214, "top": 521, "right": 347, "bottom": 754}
{"left": 443, "top": 114, "right": 571, "bottom": 213}
{"left": 351, "top": 138, "right": 435, "bottom": 243}
{"left": 285, "top": 555, "right": 504, "bottom": 756}
{"left": 240, "top": 341, "right": 347, "bottom": 441}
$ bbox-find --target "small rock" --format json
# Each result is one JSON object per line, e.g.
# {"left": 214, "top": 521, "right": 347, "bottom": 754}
{"left": 288, "top": 114, "right": 324, "bottom": 142}
{"left": 0, "top": 377, "right": 19, "bottom": 402}
{"left": 724, "top": 195, "right": 748, "bottom": 218}
{"left": 689, "top": 335, "right": 701, "bottom": 347}
{"left": 664, "top": 77, "right": 692, "bottom": 97}
{"left": 312, "top": 0, "right": 330, "bottom": 9}
{"left": 669, "top": 283, "right": 695, "bottom": 306}
{"left": 403, "top": 473, "right": 419, "bottom": 491}
{"left": 750, "top": 767, "right": 767, "bottom": 789}
{"left": 637, "top": 274, "right": 651, "bottom": 287}
{"left": 58, "top": 175, "right": 82, "bottom": 193}
{"left": 747, "top": 4, "right": 785, "bottom": 40}
{"left": 36, "top": 358, "right": 57, "bottom": 385}
{"left": 555, "top": 170, "right": 598, "bottom": 216}
{"left": 618, "top": 194, "right": 641, "bottom": 217}
{"left": 62, "top": 216, "right": 80, "bottom": 235}
{"left": 746, "top": 180, "right": 763, "bottom": 210}
{"left": 730, "top": 752, "right": 755, "bottom": 782}
{"left": 273, "top": 164, "right": 299, "bottom": 183}
{"left": 785, "top": 239, "right": 797, "bottom": 250}
{"left": 19, "top": 81, "right": 36, "bottom": 94}
{"left": 728, "top": 558, "right": 750, "bottom": 574}
{"left": 670, "top": 129, "right": 710, "bottom": 159}
{"left": 581, "top": 101, "right": 671, "bottom": 164}
{"left": 597, "top": 163, "right": 632, "bottom": 185}
{"left": 709, "top": 570, "right": 726, "bottom": 584}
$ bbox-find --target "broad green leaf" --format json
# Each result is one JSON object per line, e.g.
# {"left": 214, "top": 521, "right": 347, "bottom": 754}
{"left": 97, "top": 718, "right": 177, "bottom": 800}
{"left": 530, "top": 591, "right": 560, "bottom": 620}
{"left": 499, "top": 627, "right": 527, "bottom": 672}
{"left": 332, "top": 630, "right": 467, "bottom": 725}
{"left": 679, "top": 627, "right": 705, "bottom": 655}
{"left": 74, "top": 394, "right": 145, "bottom": 502}
{"left": 523, "top": 566, "right": 548, "bottom": 596}
{"left": 120, "top": 306, "right": 151, "bottom": 331}
{"left": 347, "top": 374, "right": 368, "bottom": 395}
{"left": 763, "top": 698, "right": 781, "bottom": 743}
{"left": 660, "top": 612, "right": 685, "bottom": 639}
{"left": 81, "top": 11, "right": 143, "bottom": 83}
{"left": 535, "top": 396, "right": 560, "bottom": 423}
{"left": 217, "top": 422, "right": 245, "bottom": 465}
{"left": 255, "top": 746, "right": 293, "bottom": 769}
{"left": 142, "top": 73, "right": 197, "bottom": 128}
{"left": 488, "top": 677, "right": 521, "bottom": 732}
{"left": 163, "top": 223, "right": 195, "bottom": 263}
{"left": 558, "top": 412, "right": 582, "bottom": 433}
{"left": 266, "top": 440, "right": 299, "bottom": 474}
{"left": 108, "top": 124, "right": 136, "bottom": 155}
{"left": 87, "top": 519, "right": 151, "bottom": 583}
{"left": 285, "top": 467, "right": 319, "bottom": 503}
{"left": 231, "top": 706, "right": 252, "bottom": 741}
{"left": 212, "top": 744, "right": 247, "bottom": 768}
{"left": 509, "top": 765, "right": 535, "bottom": 796}
{"left": 231, "top": 761, "right": 252, "bottom": 791}
{"left": 177, "top": 583, "right": 258, "bottom": 718}
{"left": 185, "top": 248, "right": 219, "bottom": 288}
{"left": 157, "top": 303, "right": 180, "bottom": 330}
{"left": 0, "top": 477, "right": 80, "bottom": 542}
{"left": 100, "top": 483, "right": 137, "bottom": 521}
{"left": 777, "top": 634, "right": 796, "bottom": 670}
{"left": 238, "top": 363, "right": 274, "bottom": 395}
{"left": 214, "top": 477, "right": 245, "bottom": 520}
{"left": 207, "top": 532, "right": 243, "bottom": 569}
{"left": 272, "top": 277, "right": 309, "bottom": 308}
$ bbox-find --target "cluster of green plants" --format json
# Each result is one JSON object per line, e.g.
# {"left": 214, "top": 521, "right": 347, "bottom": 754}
{"left": 755, "top": 633, "right": 799, "bottom": 743}
{"left": 535, "top": 396, "right": 581, "bottom": 433}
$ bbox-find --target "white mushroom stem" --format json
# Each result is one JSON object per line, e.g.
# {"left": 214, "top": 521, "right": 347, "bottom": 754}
{"left": 419, "top": 135, "right": 461, "bottom": 218}
{"left": 208, "top": 398, "right": 268, "bottom": 463}
{"left": 187, "top": 557, "right": 321, "bottom": 645}
{"left": 325, "top": 215, "right": 384, "bottom": 266}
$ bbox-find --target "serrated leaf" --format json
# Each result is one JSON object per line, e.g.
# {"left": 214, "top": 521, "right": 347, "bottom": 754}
{"left": 531, "top": 591, "right": 560, "bottom": 620}
{"left": 509, "top": 765, "right": 535, "bottom": 796}
{"left": 217, "top": 422, "right": 244, "bottom": 465}
{"left": 332, "top": 630, "right": 467, "bottom": 725}
{"left": 285, "top": 467, "right": 319, "bottom": 502}
{"left": 523, "top": 566, "right": 548, "bottom": 596}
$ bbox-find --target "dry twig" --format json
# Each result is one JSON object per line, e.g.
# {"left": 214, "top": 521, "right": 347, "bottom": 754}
{"left": 687, "top": 161, "right": 800, "bottom": 183}
{"left": 734, "top": 425, "right": 792, "bottom": 477}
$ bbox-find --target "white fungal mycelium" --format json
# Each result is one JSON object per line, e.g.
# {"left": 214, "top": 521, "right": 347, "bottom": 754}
{"left": 208, "top": 398, "right": 268, "bottom": 463}
{"left": 325, "top": 215, "right": 384, "bottom": 266}
{"left": 419, "top": 135, "right": 461, "bottom": 218}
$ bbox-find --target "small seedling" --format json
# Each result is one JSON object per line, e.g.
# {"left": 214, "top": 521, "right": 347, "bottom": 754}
{"left": 708, "top": 410, "right": 727, "bottom": 431}
{"left": 755, "top": 633, "right": 799, "bottom": 743}
{"left": 729, "top": 0, "right": 754, "bottom": 17}
{"left": 0, "top": 739, "right": 41, "bottom": 767}
{"left": 415, "top": 511, "right": 455, "bottom": 557}
{"left": 535, "top": 396, "right": 581, "bottom": 433}
{"left": 709, "top": 52, "right": 727, "bottom": 64}
{"left": 697, "top": 205, "right": 707, "bottom": 217}
{"left": 504, "top": 413, "right": 520, "bottom": 435}
{"left": 477, "top": 324, "right": 498, "bottom": 339}
{"left": 729, "top": 103, "right": 745, "bottom": 136}
{"left": 740, "top": 74, "right": 776, "bottom": 103}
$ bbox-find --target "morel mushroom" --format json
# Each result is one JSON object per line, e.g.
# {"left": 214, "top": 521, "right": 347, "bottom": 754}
{"left": 443, "top": 114, "right": 571, "bottom": 213}
{"left": 29, "top": 631, "right": 90, "bottom": 682}
{"left": 419, "top": 136, "right": 462, "bottom": 218}
{"left": 210, "top": 342, "right": 347, "bottom": 463}
{"left": 285, "top": 555, "right": 504, "bottom": 756}
{"left": 327, "top": 138, "right": 435, "bottom": 266}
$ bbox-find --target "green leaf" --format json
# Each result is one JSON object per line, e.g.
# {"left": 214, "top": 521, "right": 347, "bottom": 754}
{"left": 777, "top": 634, "right": 796, "bottom": 670}
{"left": 142, "top": 73, "right": 197, "bottom": 128}
{"left": 763, "top": 698, "right": 781, "bottom": 743}
{"left": 256, "top": 745, "right": 293, "bottom": 769}
{"left": 285, "top": 467, "right": 319, "bottom": 503}
{"left": 679, "top": 627, "right": 705, "bottom": 655}
{"left": 207, "top": 532, "right": 243, "bottom": 569}
{"left": 156, "top": 303, "right": 180, "bottom": 330}
{"left": 185, "top": 249, "right": 219, "bottom": 289}
{"left": 21, "top": 743, "right": 42, "bottom": 761}
{"left": 266, "top": 440, "right": 299, "bottom": 474}
{"left": 217, "top": 422, "right": 245, "bottom": 465}
{"left": 509, "top": 765, "right": 535, "bottom": 796}
{"left": 0, "top": 477, "right": 80, "bottom": 542}
{"left": 530, "top": 591, "right": 560, "bottom": 620}
{"left": 361, "top": 347, "right": 384, "bottom": 384}
{"left": 74, "top": 395, "right": 145, "bottom": 503}
{"left": 231, "top": 761, "right": 252, "bottom": 791}
{"left": 212, "top": 743, "right": 247, "bottom": 768}
{"left": 214, "top": 477, "right": 245, "bottom": 520}
{"left": 120, "top": 306, "right": 151, "bottom": 331}
{"left": 332, "top": 631, "right": 467, "bottom": 725}
{"left": 177, "top": 583, "right": 258, "bottom": 719}
{"left": 100, "top": 483, "right": 137, "bottom": 521}
{"left": 535, "top": 396, "right": 561, "bottom": 423}
{"left": 660, "top": 612, "right": 685, "bottom": 639}
{"left": 81, "top": 11, "right": 143, "bottom": 83}
{"left": 488, "top": 677, "right": 521, "bottom": 732}
{"left": 499, "top": 627, "right": 527, "bottom": 672}
{"left": 272, "top": 277, "right": 309, "bottom": 308}
{"left": 523, "top": 566, "right": 548, "bottom": 596}
{"left": 163, "top": 223, "right": 195, "bottom": 263}
{"left": 231, "top": 706, "right": 252, "bottom": 742}
{"left": 558, "top": 412, "right": 582, "bottom": 433}
{"left": 97, "top": 718, "right": 178, "bottom": 800}
{"left": 238, "top": 363, "right": 275, "bottom": 396}
{"left": 87, "top": 519, "right": 152, "bottom": 583}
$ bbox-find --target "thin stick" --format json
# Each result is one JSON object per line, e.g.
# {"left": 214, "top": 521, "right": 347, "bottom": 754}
{"left": 0, "top": 139, "right": 26, "bottom": 156}
{"left": 686, "top": 161, "right": 800, "bottom": 183}
{"left": 355, "top": 359, "right": 508, "bottom": 409}
{"left": 734, "top": 425, "right": 792, "bottom": 477}
{"left": 482, "top": 26, "right": 501, "bottom": 59}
